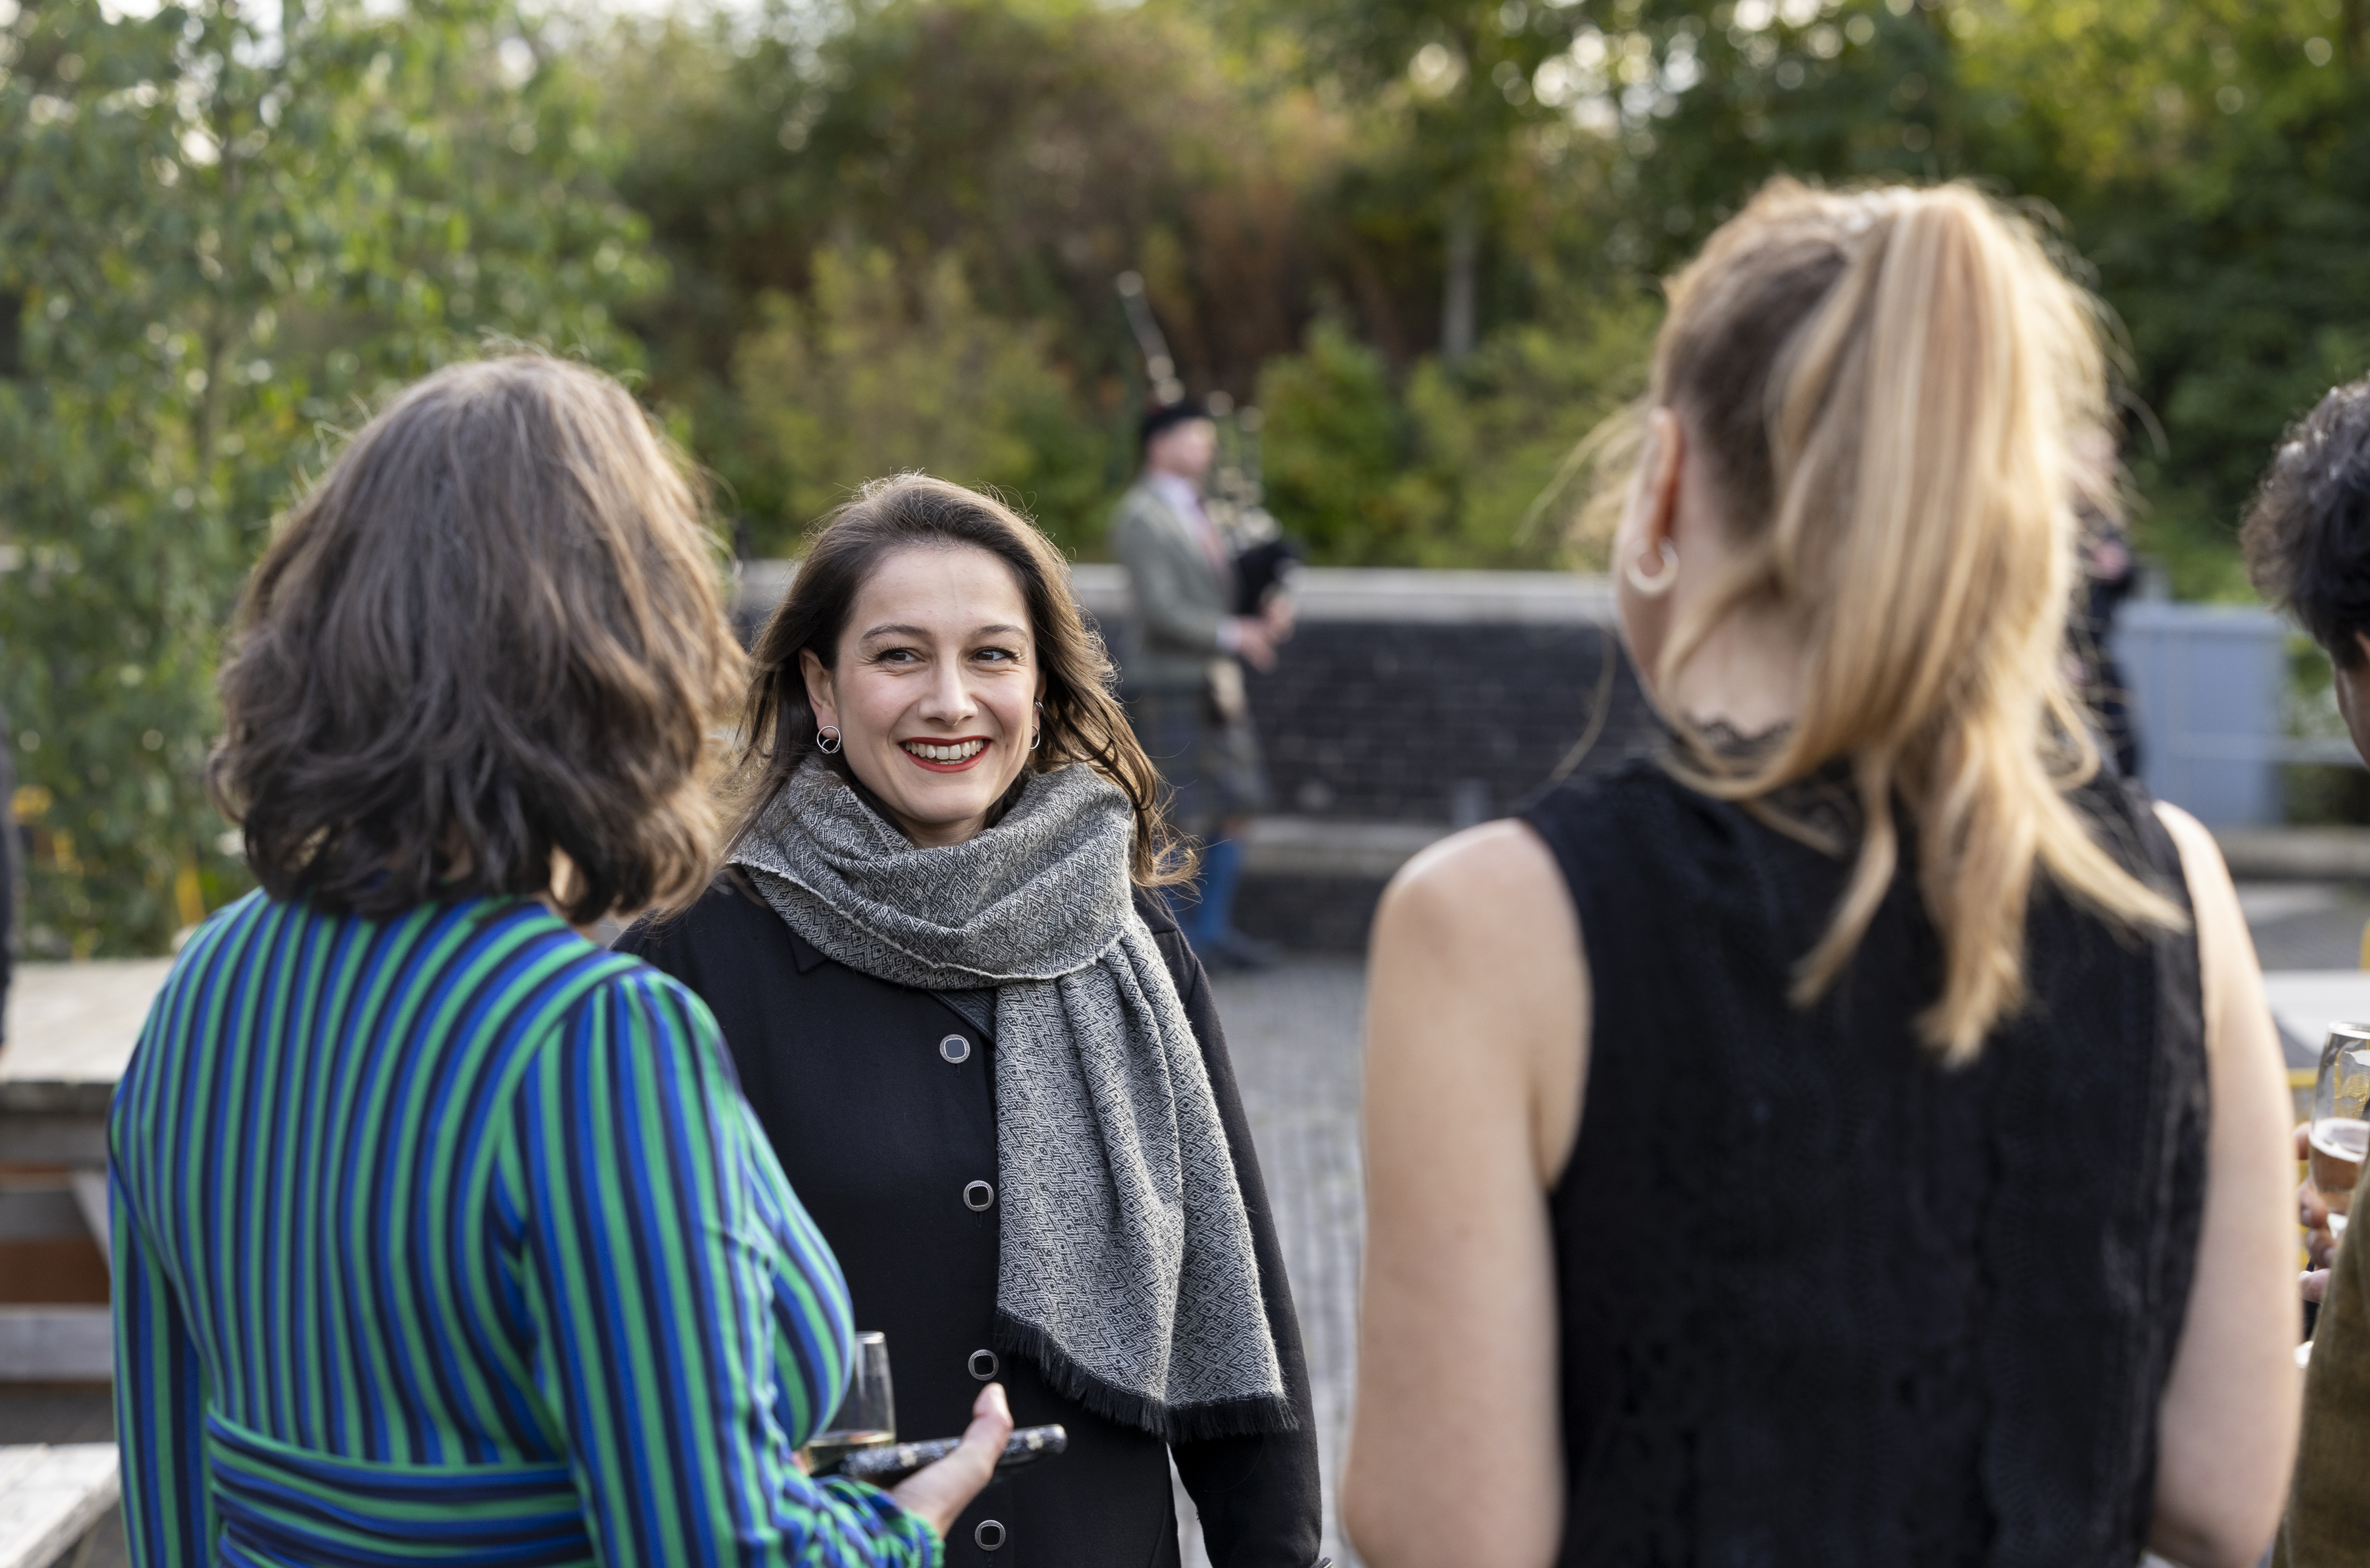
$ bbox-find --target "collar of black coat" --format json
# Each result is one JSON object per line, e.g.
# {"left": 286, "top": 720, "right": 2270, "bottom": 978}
{"left": 725, "top": 866, "right": 830, "bottom": 975}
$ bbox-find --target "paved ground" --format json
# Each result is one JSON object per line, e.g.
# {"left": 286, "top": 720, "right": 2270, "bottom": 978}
{"left": 1175, "top": 958, "right": 1369, "bottom": 1568}
{"left": 2238, "top": 881, "right": 2370, "bottom": 971}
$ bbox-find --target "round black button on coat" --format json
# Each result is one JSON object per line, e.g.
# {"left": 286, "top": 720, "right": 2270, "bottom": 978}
{"left": 968, "top": 1348, "right": 999, "bottom": 1380}
{"left": 974, "top": 1519, "right": 1007, "bottom": 1551}
{"left": 938, "top": 1033, "right": 971, "bottom": 1064}
{"left": 963, "top": 1180, "right": 995, "bottom": 1212}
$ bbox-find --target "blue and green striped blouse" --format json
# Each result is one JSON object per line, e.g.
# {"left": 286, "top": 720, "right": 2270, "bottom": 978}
{"left": 108, "top": 891, "right": 941, "bottom": 1567}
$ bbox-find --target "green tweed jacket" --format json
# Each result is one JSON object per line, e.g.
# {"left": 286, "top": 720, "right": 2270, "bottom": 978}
{"left": 1111, "top": 479, "right": 1231, "bottom": 693}
{"left": 2279, "top": 1155, "right": 2370, "bottom": 1565}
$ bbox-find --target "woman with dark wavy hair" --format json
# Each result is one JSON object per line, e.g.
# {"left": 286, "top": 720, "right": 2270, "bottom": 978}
{"left": 110, "top": 355, "right": 1009, "bottom": 1567}
{"left": 618, "top": 474, "right": 1322, "bottom": 1567}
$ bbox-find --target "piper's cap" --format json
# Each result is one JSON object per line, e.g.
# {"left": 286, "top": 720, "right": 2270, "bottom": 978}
{"left": 1139, "top": 397, "right": 1213, "bottom": 450}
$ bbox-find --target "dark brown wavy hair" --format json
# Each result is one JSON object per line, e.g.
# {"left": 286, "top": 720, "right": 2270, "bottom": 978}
{"left": 2243, "top": 375, "right": 2370, "bottom": 669}
{"left": 729, "top": 474, "right": 1188, "bottom": 886}
{"left": 209, "top": 353, "right": 747, "bottom": 924}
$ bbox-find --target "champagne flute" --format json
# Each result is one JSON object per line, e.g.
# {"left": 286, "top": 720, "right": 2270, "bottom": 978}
{"left": 803, "top": 1331, "right": 898, "bottom": 1475}
{"left": 2310, "top": 1024, "right": 2370, "bottom": 1237}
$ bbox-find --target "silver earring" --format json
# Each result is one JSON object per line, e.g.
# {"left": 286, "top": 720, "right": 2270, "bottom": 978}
{"left": 1625, "top": 540, "right": 1679, "bottom": 598}
{"left": 816, "top": 725, "right": 843, "bottom": 754}
{"left": 1031, "top": 701, "right": 1043, "bottom": 752}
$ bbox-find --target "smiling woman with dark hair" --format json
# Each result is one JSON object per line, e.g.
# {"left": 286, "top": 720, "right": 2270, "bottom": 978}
{"left": 618, "top": 473, "right": 1322, "bottom": 1568}
{"left": 110, "top": 356, "right": 1010, "bottom": 1568}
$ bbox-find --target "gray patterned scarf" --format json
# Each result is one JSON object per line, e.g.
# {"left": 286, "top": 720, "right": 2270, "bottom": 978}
{"left": 731, "top": 760, "right": 1292, "bottom": 1441}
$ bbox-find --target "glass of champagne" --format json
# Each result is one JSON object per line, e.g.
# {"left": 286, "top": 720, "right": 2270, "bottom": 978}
{"left": 803, "top": 1332, "right": 898, "bottom": 1477}
{"left": 2311, "top": 1024, "right": 2370, "bottom": 1237}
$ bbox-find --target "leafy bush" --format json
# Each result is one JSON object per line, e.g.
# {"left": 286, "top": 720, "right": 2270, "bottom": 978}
{"left": 1259, "top": 290, "right": 1657, "bottom": 568}
{"left": 1257, "top": 318, "right": 1446, "bottom": 564}
{"left": 727, "top": 248, "right": 1114, "bottom": 552}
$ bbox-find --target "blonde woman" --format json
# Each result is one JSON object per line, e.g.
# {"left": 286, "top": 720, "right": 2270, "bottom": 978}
{"left": 1342, "top": 182, "right": 2298, "bottom": 1567}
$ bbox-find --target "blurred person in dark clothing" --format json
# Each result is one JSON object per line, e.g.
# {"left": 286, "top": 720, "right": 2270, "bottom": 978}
{"left": 2067, "top": 429, "right": 2143, "bottom": 777}
{"left": 0, "top": 702, "right": 13, "bottom": 1043}
{"left": 1111, "top": 400, "right": 1294, "bottom": 970}
{"left": 2242, "top": 372, "right": 2370, "bottom": 1567}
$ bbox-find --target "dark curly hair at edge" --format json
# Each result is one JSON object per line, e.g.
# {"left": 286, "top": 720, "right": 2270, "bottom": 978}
{"left": 728, "top": 473, "right": 1191, "bottom": 887}
{"left": 209, "top": 353, "right": 747, "bottom": 925}
{"left": 2243, "top": 375, "right": 2370, "bottom": 669}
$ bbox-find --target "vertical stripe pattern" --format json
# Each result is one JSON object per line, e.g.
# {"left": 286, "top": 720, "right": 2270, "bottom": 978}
{"left": 109, "top": 893, "right": 940, "bottom": 1568}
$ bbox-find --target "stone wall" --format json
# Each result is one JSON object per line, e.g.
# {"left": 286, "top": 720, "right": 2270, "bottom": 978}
{"left": 1078, "top": 567, "right": 1658, "bottom": 952}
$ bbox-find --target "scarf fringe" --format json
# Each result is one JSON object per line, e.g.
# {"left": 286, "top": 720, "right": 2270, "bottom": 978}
{"left": 995, "top": 1310, "right": 1300, "bottom": 1444}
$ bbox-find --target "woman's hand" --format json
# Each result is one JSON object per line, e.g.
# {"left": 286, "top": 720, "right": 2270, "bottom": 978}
{"left": 2298, "top": 1122, "right": 2340, "bottom": 1268}
{"left": 2298, "top": 1124, "right": 2339, "bottom": 1304}
{"left": 887, "top": 1383, "right": 1012, "bottom": 1540}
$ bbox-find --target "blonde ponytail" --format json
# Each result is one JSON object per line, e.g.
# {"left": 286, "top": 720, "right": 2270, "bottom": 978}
{"left": 1633, "top": 180, "right": 2182, "bottom": 1062}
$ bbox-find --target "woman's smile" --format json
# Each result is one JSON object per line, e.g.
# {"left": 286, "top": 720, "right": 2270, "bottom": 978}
{"left": 900, "top": 735, "right": 991, "bottom": 771}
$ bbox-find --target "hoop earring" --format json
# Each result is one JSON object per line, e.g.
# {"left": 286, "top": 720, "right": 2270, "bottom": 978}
{"left": 815, "top": 725, "right": 843, "bottom": 754}
{"left": 1030, "top": 700, "right": 1043, "bottom": 752}
{"left": 1625, "top": 540, "right": 1679, "bottom": 598}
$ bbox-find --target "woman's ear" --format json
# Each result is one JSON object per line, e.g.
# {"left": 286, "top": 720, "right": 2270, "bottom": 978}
{"left": 1639, "top": 406, "right": 1685, "bottom": 555}
{"left": 799, "top": 648, "right": 837, "bottom": 730}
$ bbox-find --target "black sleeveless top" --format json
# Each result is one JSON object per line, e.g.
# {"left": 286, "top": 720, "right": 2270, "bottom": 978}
{"left": 1520, "top": 756, "right": 2208, "bottom": 1567}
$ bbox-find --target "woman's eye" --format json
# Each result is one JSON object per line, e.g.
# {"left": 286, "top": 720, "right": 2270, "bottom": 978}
{"left": 975, "top": 646, "right": 1020, "bottom": 664}
{"left": 876, "top": 648, "right": 919, "bottom": 665}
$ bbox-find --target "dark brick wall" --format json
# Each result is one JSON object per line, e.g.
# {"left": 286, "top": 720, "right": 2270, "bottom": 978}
{"left": 1104, "top": 614, "right": 1666, "bottom": 953}
{"left": 1236, "top": 618, "right": 1661, "bottom": 824}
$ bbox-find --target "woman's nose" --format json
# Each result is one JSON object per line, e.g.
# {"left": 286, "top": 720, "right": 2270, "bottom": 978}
{"left": 918, "top": 663, "right": 975, "bottom": 721}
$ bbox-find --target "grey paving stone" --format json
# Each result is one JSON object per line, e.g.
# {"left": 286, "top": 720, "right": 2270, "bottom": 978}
{"left": 2238, "top": 880, "right": 2370, "bottom": 972}
{"left": 1178, "top": 957, "right": 1369, "bottom": 1568}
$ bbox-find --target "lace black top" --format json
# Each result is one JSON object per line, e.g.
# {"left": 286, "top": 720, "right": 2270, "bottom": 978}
{"left": 1519, "top": 754, "right": 2209, "bottom": 1567}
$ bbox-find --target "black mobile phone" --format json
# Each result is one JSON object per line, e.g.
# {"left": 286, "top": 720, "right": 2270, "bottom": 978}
{"left": 833, "top": 1424, "right": 1068, "bottom": 1485}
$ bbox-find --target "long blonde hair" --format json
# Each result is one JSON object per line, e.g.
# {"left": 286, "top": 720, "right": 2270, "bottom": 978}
{"left": 1632, "top": 179, "right": 2182, "bottom": 1062}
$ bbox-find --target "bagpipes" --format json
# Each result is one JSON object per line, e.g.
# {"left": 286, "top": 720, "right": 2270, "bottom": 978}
{"left": 1116, "top": 271, "right": 1302, "bottom": 615}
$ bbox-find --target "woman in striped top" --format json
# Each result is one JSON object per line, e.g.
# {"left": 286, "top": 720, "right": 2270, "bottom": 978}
{"left": 108, "top": 355, "right": 1009, "bottom": 1566}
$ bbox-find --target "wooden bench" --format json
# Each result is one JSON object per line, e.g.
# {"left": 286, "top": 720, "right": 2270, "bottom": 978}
{"left": 0, "top": 1444, "right": 119, "bottom": 1568}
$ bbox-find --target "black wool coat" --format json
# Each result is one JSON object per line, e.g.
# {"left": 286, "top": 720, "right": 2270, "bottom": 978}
{"left": 618, "top": 873, "right": 1323, "bottom": 1568}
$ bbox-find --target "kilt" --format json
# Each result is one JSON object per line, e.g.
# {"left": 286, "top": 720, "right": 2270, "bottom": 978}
{"left": 1128, "top": 682, "right": 1271, "bottom": 839}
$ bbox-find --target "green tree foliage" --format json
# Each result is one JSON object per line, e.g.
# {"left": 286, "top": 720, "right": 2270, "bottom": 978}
{"left": 1237, "top": 0, "right": 2370, "bottom": 593}
{"left": 1962, "top": 0, "right": 2370, "bottom": 595}
{"left": 594, "top": 0, "right": 1345, "bottom": 551}
{"left": 1258, "top": 290, "right": 1656, "bottom": 565}
{"left": 588, "top": 0, "right": 2370, "bottom": 596}
{"left": 730, "top": 248, "right": 1105, "bottom": 546}
{"left": 1258, "top": 319, "right": 1438, "bottom": 563}
{"left": 0, "top": 0, "right": 653, "bottom": 956}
